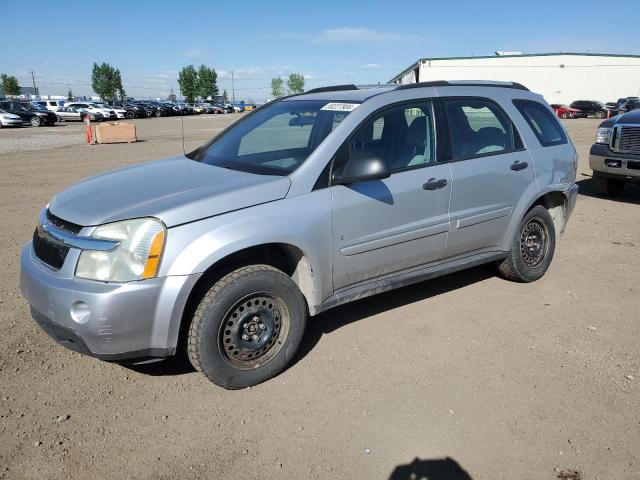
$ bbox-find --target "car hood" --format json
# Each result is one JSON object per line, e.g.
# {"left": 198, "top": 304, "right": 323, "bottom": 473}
{"left": 48, "top": 156, "right": 291, "bottom": 227}
{"left": 618, "top": 109, "right": 640, "bottom": 124}
{"left": 1, "top": 112, "right": 21, "bottom": 119}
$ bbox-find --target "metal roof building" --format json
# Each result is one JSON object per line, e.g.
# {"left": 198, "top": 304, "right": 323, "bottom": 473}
{"left": 389, "top": 52, "right": 640, "bottom": 104}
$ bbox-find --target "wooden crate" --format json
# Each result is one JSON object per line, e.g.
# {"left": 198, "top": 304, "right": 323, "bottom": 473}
{"left": 94, "top": 122, "right": 137, "bottom": 144}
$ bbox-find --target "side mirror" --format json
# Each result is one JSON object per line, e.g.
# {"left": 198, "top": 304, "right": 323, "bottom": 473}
{"left": 333, "top": 153, "right": 390, "bottom": 185}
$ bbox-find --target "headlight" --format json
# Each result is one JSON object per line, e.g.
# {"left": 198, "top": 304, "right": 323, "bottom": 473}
{"left": 76, "top": 218, "right": 166, "bottom": 282}
{"left": 36, "top": 112, "right": 47, "bottom": 116}
{"left": 596, "top": 127, "right": 612, "bottom": 144}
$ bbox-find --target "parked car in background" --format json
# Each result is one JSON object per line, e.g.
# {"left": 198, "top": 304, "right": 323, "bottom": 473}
{"left": 55, "top": 106, "right": 104, "bottom": 122}
{"left": 617, "top": 98, "right": 640, "bottom": 115}
{"left": 20, "top": 81, "right": 578, "bottom": 389}
{"left": 94, "top": 102, "right": 127, "bottom": 119}
{"left": 590, "top": 108, "right": 640, "bottom": 196}
{"left": 110, "top": 101, "right": 145, "bottom": 118}
{"left": 550, "top": 104, "right": 581, "bottom": 119}
{"left": 569, "top": 100, "right": 607, "bottom": 118}
{"left": 33, "top": 100, "right": 66, "bottom": 112}
{"left": 0, "top": 108, "right": 23, "bottom": 127}
{"left": 0, "top": 101, "right": 57, "bottom": 126}
{"left": 66, "top": 102, "right": 117, "bottom": 121}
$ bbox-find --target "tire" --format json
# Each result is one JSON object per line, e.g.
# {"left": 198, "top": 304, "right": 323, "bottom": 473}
{"left": 30, "top": 116, "right": 41, "bottom": 127}
{"left": 592, "top": 175, "right": 625, "bottom": 197}
{"left": 561, "top": 112, "right": 570, "bottom": 119}
{"left": 126, "top": 111, "right": 134, "bottom": 119}
{"left": 187, "top": 264, "right": 307, "bottom": 389}
{"left": 497, "top": 205, "right": 556, "bottom": 283}
{"left": 595, "top": 111, "right": 605, "bottom": 119}
{"left": 155, "top": 110, "right": 161, "bottom": 117}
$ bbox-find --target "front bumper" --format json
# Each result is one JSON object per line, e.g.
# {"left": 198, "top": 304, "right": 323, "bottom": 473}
{"left": 1, "top": 118, "right": 22, "bottom": 126}
{"left": 20, "top": 243, "right": 200, "bottom": 361}
{"left": 590, "top": 143, "right": 640, "bottom": 181}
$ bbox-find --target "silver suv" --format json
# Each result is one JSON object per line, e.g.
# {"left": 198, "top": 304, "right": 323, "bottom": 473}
{"left": 20, "top": 81, "right": 579, "bottom": 389}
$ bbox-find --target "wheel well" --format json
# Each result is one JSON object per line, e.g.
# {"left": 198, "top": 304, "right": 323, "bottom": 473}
{"left": 532, "top": 191, "right": 567, "bottom": 233}
{"left": 177, "top": 243, "right": 315, "bottom": 353}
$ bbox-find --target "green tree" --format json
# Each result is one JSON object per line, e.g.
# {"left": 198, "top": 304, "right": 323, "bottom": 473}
{"left": 168, "top": 88, "right": 177, "bottom": 102}
{"left": 271, "top": 76, "right": 284, "bottom": 98}
{"left": 197, "top": 64, "right": 218, "bottom": 100}
{"left": 67, "top": 89, "right": 74, "bottom": 101}
{"left": 286, "top": 73, "right": 305, "bottom": 94}
{"left": 178, "top": 65, "right": 198, "bottom": 103}
{"left": 114, "top": 68, "right": 126, "bottom": 101}
{"left": 1, "top": 74, "right": 21, "bottom": 97}
{"left": 91, "top": 62, "right": 123, "bottom": 101}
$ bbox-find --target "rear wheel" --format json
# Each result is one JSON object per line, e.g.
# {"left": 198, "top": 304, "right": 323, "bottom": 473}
{"left": 561, "top": 112, "right": 570, "bottom": 119}
{"left": 497, "top": 205, "right": 556, "bottom": 283}
{"left": 595, "top": 111, "right": 605, "bottom": 119}
{"left": 30, "top": 116, "right": 41, "bottom": 127}
{"left": 126, "top": 111, "right": 134, "bottom": 119}
{"left": 592, "top": 175, "right": 625, "bottom": 197}
{"left": 187, "top": 265, "right": 307, "bottom": 389}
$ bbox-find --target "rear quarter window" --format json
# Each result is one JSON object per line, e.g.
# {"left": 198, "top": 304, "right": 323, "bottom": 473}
{"left": 513, "top": 99, "right": 567, "bottom": 147}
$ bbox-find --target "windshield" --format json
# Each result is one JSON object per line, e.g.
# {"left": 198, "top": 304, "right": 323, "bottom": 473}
{"left": 193, "top": 99, "right": 356, "bottom": 175}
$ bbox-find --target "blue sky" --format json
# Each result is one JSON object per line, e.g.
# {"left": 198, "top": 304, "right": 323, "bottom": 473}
{"left": 2, "top": 0, "right": 637, "bottom": 101}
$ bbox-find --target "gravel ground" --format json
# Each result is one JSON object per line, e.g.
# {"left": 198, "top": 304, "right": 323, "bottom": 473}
{"left": 0, "top": 115, "right": 638, "bottom": 480}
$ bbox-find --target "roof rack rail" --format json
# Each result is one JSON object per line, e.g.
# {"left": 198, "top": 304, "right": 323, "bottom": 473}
{"left": 304, "top": 84, "right": 359, "bottom": 94}
{"left": 394, "top": 80, "right": 529, "bottom": 91}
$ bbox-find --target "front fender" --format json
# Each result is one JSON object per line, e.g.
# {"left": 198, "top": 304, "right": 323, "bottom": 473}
{"left": 158, "top": 190, "right": 333, "bottom": 309}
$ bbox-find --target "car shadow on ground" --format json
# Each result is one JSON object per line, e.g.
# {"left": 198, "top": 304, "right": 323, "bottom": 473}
{"left": 388, "top": 457, "right": 473, "bottom": 480}
{"left": 125, "top": 263, "right": 497, "bottom": 378}
{"left": 576, "top": 174, "right": 640, "bottom": 204}
{"left": 290, "top": 263, "right": 496, "bottom": 370}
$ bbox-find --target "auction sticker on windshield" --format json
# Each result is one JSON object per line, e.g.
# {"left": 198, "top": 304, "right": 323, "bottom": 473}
{"left": 321, "top": 103, "right": 360, "bottom": 112}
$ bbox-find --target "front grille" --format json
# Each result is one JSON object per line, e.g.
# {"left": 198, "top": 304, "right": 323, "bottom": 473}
{"left": 33, "top": 211, "right": 83, "bottom": 269}
{"left": 628, "top": 161, "right": 640, "bottom": 170}
{"left": 33, "top": 229, "right": 68, "bottom": 270}
{"left": 46, "top": 210, "right": 82, "bottom": 234}
{"left": 615, "top": 125, "right": 640, "bottom": 153}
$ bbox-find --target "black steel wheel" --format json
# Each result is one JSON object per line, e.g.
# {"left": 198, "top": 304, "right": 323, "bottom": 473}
{"left": 219, "top": 293, "right": 289, "bottom": 370}
{"left": 188, "top": 264, "right": 307, "bottom": 389}
{"left": 497, "top": 205, "right": 556, "bottom": 282}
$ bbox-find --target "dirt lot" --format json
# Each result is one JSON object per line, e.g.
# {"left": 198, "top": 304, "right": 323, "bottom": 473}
{"left": 0, "top": 115, "right": 638, "bottom": 480}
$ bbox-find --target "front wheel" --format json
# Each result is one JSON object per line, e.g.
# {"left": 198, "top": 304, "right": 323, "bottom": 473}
{"left": 595, "top": 111, "right": 605, "bottom": 119}
{"left": 126, "top": 111, "right": 134, "bottom": 119}
{"left": 30, "top": 116, "right": 41, "bottom": 127}
{"left": 497, "top": 205, "right": 556, "bottom": 282}
{"left": 561, "top": 112, "right": 570, "bottom": 119}
{"left": 187, "top": 265, "right": 307, "bottom": 389}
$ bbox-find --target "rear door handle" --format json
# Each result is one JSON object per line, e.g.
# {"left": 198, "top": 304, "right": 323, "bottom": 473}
{"left": 511, "top": 161, "right": 528, "bottom": 171}
{"left": 423, "top": 178, "right": 448, "bottom": 190}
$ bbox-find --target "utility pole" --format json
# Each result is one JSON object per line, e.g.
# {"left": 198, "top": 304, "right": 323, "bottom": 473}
{"left": 231, "top": 70, "right": 235, "bottom": 102}
{"left": 30, "top": 70, "right": 39, "bottom": 98}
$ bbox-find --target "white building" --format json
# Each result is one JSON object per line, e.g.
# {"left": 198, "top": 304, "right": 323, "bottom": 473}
{"left": 389, "top": 52, "right": 640, "bottom": 104}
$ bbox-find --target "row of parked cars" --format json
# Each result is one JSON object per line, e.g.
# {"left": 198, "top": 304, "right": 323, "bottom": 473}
{"left": 550, "top": 97, "right": 640, "bottom": 119}
{"left": 0, "top": 98, "right": 244, "bottom": 128}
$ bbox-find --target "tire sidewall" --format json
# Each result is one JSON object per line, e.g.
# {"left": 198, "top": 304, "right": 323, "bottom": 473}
{"left": 511, "top": 206, "right": 556, "bottom": 282}
{"left": 193, "top": 267, "right": 306, "bottom": 389}
{"left": 30, "top": 116, "right": 41, "bottom": 127}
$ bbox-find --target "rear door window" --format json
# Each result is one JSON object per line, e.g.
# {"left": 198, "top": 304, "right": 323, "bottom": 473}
{"left": 513, "top": 99, "right": 568, "bottom": 147}
{"left": 443, "top": 98, "right": 516, "bottom": 160}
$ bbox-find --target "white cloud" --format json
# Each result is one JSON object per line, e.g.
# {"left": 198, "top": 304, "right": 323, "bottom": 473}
{"left": 184, "top": 48, "right": 210, "bottom": 61}
{"left": 361, "top": 63, "right": 388, "bottom": 69}
{"left": 313, "top": 27, "right": 417, "bottom": 45}
{"left": 303, "top": 74, "right": 317, "bottom": 80}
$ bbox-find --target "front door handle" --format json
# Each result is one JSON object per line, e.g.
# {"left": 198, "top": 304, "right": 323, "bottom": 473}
{"left": 511, "top": 161, "right": 529, "bottom": 171}
{"left": 423, "top": 178, "right": 448, "bottom": 190}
